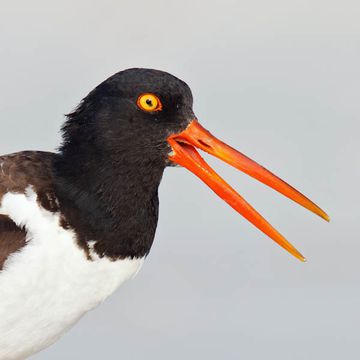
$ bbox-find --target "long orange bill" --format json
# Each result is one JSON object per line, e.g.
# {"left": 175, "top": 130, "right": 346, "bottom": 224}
{"left": 167, "top": 119, "right": 329, "bottom": 262}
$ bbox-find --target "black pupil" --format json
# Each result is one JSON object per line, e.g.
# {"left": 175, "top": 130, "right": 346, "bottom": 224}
{"left": 146, "top": 98, "right": 153, "bottom": 106}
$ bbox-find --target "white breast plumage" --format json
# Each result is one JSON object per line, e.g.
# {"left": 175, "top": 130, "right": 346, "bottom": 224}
{"left": 0, "top": 187, "right": 144, "bottom": 360}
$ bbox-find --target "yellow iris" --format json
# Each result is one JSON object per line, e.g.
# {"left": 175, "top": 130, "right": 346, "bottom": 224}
{"left": 137, "top": 93, "right": 162, "bottom": 112}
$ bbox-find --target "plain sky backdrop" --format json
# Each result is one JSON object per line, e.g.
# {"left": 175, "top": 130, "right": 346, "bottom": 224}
{"left": 0, "top": 0, "right": 359, "bottom": 359}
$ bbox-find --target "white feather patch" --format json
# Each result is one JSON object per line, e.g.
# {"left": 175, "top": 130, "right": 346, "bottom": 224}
{"left": 0, "top": 188, "right": 144, "bottom": 360}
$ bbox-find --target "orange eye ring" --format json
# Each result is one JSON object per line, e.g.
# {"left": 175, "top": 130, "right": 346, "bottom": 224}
{"left": 137, "top": 93, "right": 162, "bottom": 112}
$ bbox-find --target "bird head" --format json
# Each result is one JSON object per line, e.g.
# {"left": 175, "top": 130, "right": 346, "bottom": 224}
{"left": 60, "top": 68, "right": 329, "bottom": 261}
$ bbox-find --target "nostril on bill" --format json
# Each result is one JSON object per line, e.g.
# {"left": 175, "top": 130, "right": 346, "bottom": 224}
{"left": 198, "top": 139, "right": 212, "bottom": 149}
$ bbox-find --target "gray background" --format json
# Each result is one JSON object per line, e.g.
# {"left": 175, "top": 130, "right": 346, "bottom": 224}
{"left": 0, "top": 0, "right": 359, "bottom": 359}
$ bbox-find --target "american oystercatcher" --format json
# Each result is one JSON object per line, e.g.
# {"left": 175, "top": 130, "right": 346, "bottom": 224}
{"left": 0, "top": 68, "right": 329, "bottom": 359}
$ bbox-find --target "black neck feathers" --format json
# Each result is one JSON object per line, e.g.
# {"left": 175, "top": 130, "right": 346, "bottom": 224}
{"left": 53, "top": 106, "right": 166, "bottom": 259}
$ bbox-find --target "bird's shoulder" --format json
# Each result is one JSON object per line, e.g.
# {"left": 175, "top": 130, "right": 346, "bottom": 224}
{"left": 0, "top": 151, "right": 57, "bottom": 270}
{"left": 0, "top": 151, "right": 56, "bottom": 197}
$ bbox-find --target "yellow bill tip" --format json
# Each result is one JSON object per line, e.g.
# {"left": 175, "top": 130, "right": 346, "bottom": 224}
{"left": 293, "top": 249, "right": 307, "bottom": 262}
{"left": 314, "top": 207, "right": 330, "bottom": 222}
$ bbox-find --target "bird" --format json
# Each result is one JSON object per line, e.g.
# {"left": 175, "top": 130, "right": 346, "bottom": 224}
{"left": 0, "top": 68, "right": 329, "bottom": 359}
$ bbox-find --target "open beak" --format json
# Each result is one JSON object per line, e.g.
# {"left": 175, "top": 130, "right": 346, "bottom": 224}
{"left": 167, "top": 119, "right": 329, "bottom": 262}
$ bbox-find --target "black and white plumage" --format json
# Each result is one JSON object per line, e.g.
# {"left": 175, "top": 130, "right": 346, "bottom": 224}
{"left": 0, "top": 68, "right": 328, "bottom": 360}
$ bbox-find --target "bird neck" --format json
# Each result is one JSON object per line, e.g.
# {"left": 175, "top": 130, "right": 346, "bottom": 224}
{"left": 53, "top": 147, "right": 164, "bottom": 259}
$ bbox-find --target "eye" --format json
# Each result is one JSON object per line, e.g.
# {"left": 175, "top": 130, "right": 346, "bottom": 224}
{"left": 137, "top": 93, "right": 163, "bottom": 112}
